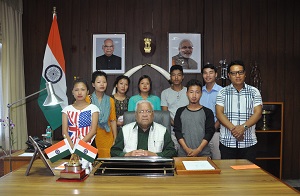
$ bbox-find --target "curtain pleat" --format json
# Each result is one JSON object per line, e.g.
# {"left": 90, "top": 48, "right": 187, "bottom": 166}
{"left": 0, "top": 0, "right": 27, "bottom": 150}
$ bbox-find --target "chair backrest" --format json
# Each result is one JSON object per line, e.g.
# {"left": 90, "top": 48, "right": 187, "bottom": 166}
{"left": 123, "top": 110, "right": 171, "bottom": 133}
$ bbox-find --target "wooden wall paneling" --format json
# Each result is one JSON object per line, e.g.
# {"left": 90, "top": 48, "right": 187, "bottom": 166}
{"left": 152, "top": 0, "right": 169, "bottom": 94}
{"left": 160, "top": 0, "right": 173, "bottom": 87}
{"left": 275, "top": 0, "right": 286, "bottom": 102}
{"left": 282, "top": 0, "right": 295, "bottom": 179}
{"left": 88, "top": 0, "right": 99, "bottom": 36}
{"left": 192, "top": 0, "right": 205, "bottom": 83}
{"left": 130, "top": 1, "right": 144, "bottom": 95}
{"left": 168, "top": 0, "right": 180, "bottom": 32}
{"left": 203, "top": 0, "right": 214, "bottom": 64}
{"left": 240, "top": 0, "right": 251, "bottom": 69}
{"left": 96, "top": 0, "right": 107, "bottom": 32}
{"left": 106, "top": 0, "right": 117, "bottom": 31}
{"left": 59, "top": 1, "right": 74, "bottom": 109}
{"left": 160, "top": 0, "right": 170, "bottom": 67}
{"left": 257, "top": 0, "right": 269, "bottom": 101}
{"left": 23, "top": 0, "right": 36, "bottom": 136}
{"left": 36, "top": 1, "right": 56, "bottom": 132}
{"left": 231, "top": 0, "right": 242, "bottom": 60}
{"left": 141, "top": 0, "right": 160, "bottom": 96}
{"left": 69, "top": 2, "right": 81, "bottom": 91}
{"left": 250, "top": 0, "right": 267, "bottom": 97}
{"left": 187, "top": 0, "right": 201, "bottom": 80}
{"left": 105, "top": 0, "right": 124, "bottom": 94}
{"left": 123, "top": 0, "right": 135, "bottom": 96}
{"left": 178, "top": 0, "right": 188, "bottom": 32}
{"left": 24, "top": 0, "right": 48, "bottom": 137}
{"left": 294, "top": 0, "right": 300, "bottom": 179}
{"left": 222, "top": 0, "right": 232, "bottom": 65}
{"left": 87, "top": 0, "right": 100, "bottom": 80}
{"left": 78, "top": 2, "right": 91, "bottom": 83}
{"left": 266, "top": 1, "right": 278, "bottom": 100}
{"left": 115, "top": 0, "right": 126, "bottom": 31}
{"left": 187, "top": 0, "right": 198, "bottom": 32}
{"left": 288, "top": 0, "right": 300, "bottom": 179}
{"left": 250, "top": 0, "right": 260, "bottom": 64}
{"left": 212, "top": 0, "right": 223, "bottom": 71}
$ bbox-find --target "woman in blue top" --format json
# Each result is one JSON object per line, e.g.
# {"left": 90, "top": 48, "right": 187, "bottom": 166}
{"left": 128, "top": 75, "right": 161, "bottom": 111}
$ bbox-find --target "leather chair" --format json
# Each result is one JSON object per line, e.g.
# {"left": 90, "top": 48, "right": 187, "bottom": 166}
{"left": 123, "top": 110, "right": 171, "bottom": 133}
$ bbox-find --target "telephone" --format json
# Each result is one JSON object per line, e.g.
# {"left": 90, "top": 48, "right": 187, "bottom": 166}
{"left": 25, "top": 136, "right": 52, "bottom": 152}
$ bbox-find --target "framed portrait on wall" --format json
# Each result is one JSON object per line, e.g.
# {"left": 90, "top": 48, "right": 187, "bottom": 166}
{"left": 92, "top": 34, "right": 125, "bottom": 74}
{"left": 168, "top": 33, "right": 201, "bottom": 74}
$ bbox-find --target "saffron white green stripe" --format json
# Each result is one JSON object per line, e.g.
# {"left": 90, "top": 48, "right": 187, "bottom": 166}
{"left": 44, "top": 139, "right": 71, "bottom": 163}
{"left": 74, "top": 140, "right": 98, "bottom": 163}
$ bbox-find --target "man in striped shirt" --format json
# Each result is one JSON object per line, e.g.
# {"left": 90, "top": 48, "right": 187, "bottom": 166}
{"left": 216, "top": 60, "right": 262, "bottom": 163}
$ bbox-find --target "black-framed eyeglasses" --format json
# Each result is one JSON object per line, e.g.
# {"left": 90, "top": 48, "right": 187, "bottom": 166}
{"left": 229, "top": 70, "right": 245, "bottom": 76}
{"left": 104, "top": 45, "right": 114, "bottom": 48}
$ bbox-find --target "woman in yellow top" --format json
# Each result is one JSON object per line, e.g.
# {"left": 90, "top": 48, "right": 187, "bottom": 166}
{"left": 86, "top": 70, "right": 117, "bottom": 158}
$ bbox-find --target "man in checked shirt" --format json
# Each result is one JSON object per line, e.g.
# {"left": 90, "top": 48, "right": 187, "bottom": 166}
{"left": 216, "top": 60, "right": 262, "bottom": 163}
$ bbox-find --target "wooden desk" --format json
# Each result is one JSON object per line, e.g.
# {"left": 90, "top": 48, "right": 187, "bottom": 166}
{"left": 3, "top": 150, "right": 34, "bottom": 175}
{"left": 0, "top": 159, "right": 298, "bottom": 195}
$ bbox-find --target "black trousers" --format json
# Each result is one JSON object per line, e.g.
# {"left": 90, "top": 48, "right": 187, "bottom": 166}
{"left": 219, "top": 143, "right": 257, "bottom": 164}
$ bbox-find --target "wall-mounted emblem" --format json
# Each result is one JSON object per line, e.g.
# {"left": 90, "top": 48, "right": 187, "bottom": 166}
{"left": 140, "top": 32, "right": 156, "bottom": 57}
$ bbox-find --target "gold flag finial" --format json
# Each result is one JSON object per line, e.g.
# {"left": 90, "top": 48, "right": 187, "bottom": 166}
{"left": 53, "top": 7, "right": 56, "bottom": 15}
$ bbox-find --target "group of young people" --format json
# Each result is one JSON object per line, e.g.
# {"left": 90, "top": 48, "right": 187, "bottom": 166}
{"left": 62, "top": 60, "right": 262, "bottom": 168}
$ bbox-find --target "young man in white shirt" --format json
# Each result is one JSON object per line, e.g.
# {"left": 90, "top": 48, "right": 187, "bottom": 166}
{"left": 161, "top": 65, "right": 189, "bottom": 150}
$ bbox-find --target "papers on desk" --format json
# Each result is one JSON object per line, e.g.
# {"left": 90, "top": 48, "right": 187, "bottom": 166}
{"left": 18, "top": 153, "right": 34, "bottom": 157}
{"left": 182, "top": 161, "right": 215, "bottom": 170}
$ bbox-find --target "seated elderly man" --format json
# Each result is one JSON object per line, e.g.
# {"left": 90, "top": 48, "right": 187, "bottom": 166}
{"left": 111, "top": 100, "right": 177, "bottom": 158}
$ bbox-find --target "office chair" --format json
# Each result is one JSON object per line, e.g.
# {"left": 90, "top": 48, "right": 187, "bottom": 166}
{"left": 123, "top": 110, "right": 171, "bottom": 133}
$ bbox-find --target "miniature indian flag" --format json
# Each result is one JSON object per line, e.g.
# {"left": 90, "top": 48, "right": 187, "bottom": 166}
{"left": 44, "top": 139, "right": 71, "bottom": 163}
{"left": 74, "top": 140, "right": 98, "bottom": 163}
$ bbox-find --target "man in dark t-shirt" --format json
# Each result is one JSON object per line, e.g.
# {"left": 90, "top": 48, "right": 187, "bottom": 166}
{"left": 173, "top": 79, "right": 215, "bottom": 157}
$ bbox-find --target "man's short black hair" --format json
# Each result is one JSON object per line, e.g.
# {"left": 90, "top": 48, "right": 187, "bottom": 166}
{"left": 170, "top": 65, "right": 183, "bottom": 74}
{"left": 186, "top": 79, "right": 202, "bottom": 91}
{"left": 202, "top": 63, "right": 217, "bottom": 73}
{"left": 228, "top": 60, "right": 245, "bottom": 74}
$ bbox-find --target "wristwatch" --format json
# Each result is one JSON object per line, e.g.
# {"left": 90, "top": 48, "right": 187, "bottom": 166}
{"left": 243, "top": 124, "right": 248, "bottom": 130}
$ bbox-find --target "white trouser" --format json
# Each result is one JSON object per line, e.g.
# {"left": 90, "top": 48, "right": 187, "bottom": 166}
{"left": 209, "top": 132, "right": 221, "bottom": 159}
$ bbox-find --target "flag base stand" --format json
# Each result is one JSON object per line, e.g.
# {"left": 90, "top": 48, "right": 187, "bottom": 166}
{"left": 59, "top": 163, "right": 86, "bottom": 179}
{"left": 25, "top": 136, "right": 55, "bottom": 176}
{"left": 57, "top": 163, "right": 88, "bottom": 182}
{"left": 58, "top": 155, "right": 87, "bottom": 180}
{"left": 56, "top": 174, "right": 88, "bottom": 182}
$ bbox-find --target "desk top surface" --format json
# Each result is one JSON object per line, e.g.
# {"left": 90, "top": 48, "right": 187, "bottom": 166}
{"left": 0, "top": 159, "right": 298, "bottom": 195}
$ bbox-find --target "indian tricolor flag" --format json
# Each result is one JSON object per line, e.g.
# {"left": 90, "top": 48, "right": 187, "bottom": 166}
{"left": 74, "top": 140, "right": 98, "bottom": 163}
{"left": 44, "top": 139, "right": 71, "bottom": 163}
{"left": 38, "top": 10, "right": 68, "bottom": 131}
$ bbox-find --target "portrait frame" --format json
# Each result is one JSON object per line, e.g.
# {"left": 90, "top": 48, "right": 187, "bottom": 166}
{"left": 92, "top": 34, "right": 125, "bottom": 74}
{"left": 168, "top": 33, "right": 201, "bottom": 73}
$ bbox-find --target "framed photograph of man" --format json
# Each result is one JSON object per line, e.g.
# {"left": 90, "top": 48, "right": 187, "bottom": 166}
{"left": 92, "top": 34, "right": 125, "bottom": 74}
{"left": 168, "top": 33, "right": 201, "bottom": 73}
